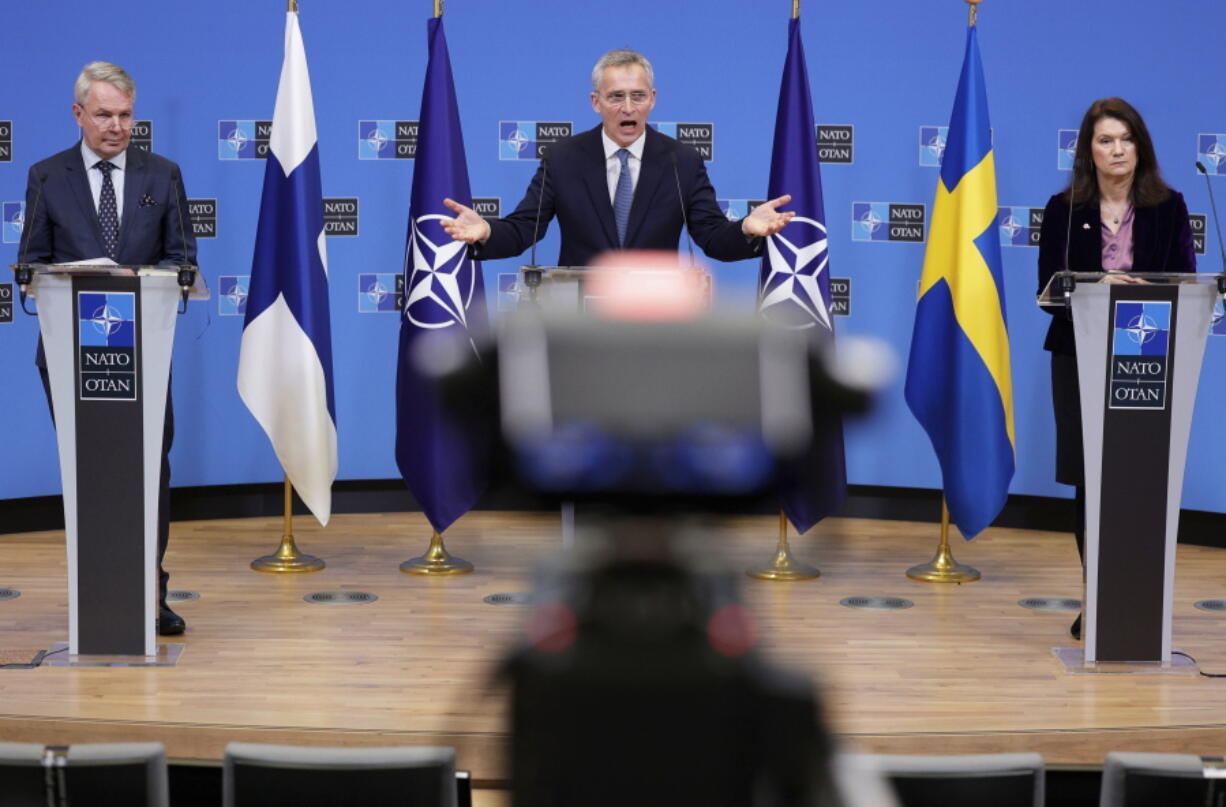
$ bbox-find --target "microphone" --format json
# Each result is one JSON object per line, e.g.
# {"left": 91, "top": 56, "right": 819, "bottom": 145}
{"left": 1062, "top": 156, "right": 1078, "bottom": 306}
{"left": 670, "top": 150, "right": 696, "bottom": 267}
{"left": 523, "top": 151, "right": 550, "bottom": 298}
{"left": 1197, "top": 162, "right": 1226, "bottom": 283}
{"left": 14, "top": 168, "right": 48, "bottom": 315}
{"left": 170, "top": 172, "right": 196, "bottom": 314}
{"left": 527, "top": 151, "right": 550, "bottom": 269}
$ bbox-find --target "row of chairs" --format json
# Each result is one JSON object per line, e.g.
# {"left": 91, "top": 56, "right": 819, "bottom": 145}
{"left": 850, "top": 751, "right": 1226, "bottom": 807}
{"left": 0, "top": 742, "right": 468, "bottom": 807}
{"left": 1, "top": 742, "right": 1221, "bottom": 806}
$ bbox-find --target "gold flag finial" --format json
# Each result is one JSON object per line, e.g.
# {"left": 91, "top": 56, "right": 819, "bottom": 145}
{"left": 966, "top": 0, "right": 981, "bottom": 26}
{"left": 434, "top": 0, "right": 443, "bottom": 17}
{"left": 792, "top": 0, "right": 799, "bottom": 19}
{"left": 288, "top": 0, "right": 298, "bottom": 12}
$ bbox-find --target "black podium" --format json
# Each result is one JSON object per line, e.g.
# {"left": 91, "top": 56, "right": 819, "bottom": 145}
{"left": 1040, "top": 271, "right": 1221, "bottom": 667}
{"left": 18, "top": 263, "right": 204, "bottom": 660}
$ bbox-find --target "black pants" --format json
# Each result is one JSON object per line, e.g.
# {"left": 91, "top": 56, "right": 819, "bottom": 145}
{"left": 39, "top": 366, "right": 174, "bottom": 602}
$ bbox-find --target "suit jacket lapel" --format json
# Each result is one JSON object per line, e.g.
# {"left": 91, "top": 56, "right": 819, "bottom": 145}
{"left": 625, "top": 128, "right": 667, "bottom": 247}
{"left": 578, "top": 127, "right": 619, "bottom": 250}
{"left": 1068, "top": 203, "right": 1103, "bottom": 271}
{"left": 1132, "top": 203, "right": 1156, "bottom": 270}
{"left": 117, "top": 147, "right": 147, "bottom": 263}
{"left": 64, "top": 146, "right": 107, "bottom": 256}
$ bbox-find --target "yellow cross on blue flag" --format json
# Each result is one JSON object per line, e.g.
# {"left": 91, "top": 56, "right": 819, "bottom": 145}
{"left": 904, "top": 23, "right": 1014, "bottom": 539}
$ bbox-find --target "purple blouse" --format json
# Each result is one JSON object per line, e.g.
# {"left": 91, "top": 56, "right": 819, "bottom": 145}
{"left": 1101, "top": 205, "right": 1135, "bottom": 272}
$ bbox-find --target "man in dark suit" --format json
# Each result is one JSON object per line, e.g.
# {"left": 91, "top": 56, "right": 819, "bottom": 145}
{"left": 23, "top": 61, "right": 196, "bottom": 636}
{"left": 441, "top": 49, "right": 794, "bottom": 262}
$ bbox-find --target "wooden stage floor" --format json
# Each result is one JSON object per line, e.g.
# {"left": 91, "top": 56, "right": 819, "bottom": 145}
{"left": 3, "top": 510, "right": 1226, "bottom": 781}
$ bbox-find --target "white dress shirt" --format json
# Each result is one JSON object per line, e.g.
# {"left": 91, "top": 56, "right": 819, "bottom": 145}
{"left": 80, "top": 141, "right": 127, "bottom": 225}
{"left": 602, "top": 129, "right": 645, "bottom": 206}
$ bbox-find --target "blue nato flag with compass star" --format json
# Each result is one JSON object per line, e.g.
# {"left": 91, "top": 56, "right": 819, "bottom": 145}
{"left": 395, "top": 16, "right": 490, "bottom": 534}
{"left": 757, "top": 16, "right": 846, "bottom": 534}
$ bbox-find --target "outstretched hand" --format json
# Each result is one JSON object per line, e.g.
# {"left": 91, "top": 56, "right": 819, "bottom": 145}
{"left": 441, "top": 198, "right": 492, "bottom": 244}
{"left": 741, "top": 194, "right": 796, "bottom": 238}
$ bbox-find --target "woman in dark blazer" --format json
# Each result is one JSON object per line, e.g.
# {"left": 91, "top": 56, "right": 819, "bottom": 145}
{"left": 1036, "top": 97, "right": 1196, "bottom": 639}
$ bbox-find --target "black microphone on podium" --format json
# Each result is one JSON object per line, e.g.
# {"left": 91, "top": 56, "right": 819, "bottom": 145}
{"left": 171, "top": 172, "right": 196, "bottom": 313}
{"left": 14, "top": 168, "right": 48, "bottom": 315}
{"left": 1061, "top": 155, "right": 1079, "bottom": 305}
{"left": 669, "top": 150, "right": 696, "bottom": 267}
{"left": 1195, "top": 162, "right": 1226, "bottom": 300}
{"left": 524, "top": 150, "right": 550, "bottom": 294}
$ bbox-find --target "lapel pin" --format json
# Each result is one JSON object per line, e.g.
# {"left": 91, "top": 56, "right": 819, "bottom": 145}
{"left": 1082, "top": 222, "right": 1091, "bottom": 229}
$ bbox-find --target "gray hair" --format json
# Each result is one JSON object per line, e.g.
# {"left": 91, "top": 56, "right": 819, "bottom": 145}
{"left": 74, "top": 61, "right": 136, "bottom": 106}
{"left": 590, "top": 50, "right": 654, "bottom": 91}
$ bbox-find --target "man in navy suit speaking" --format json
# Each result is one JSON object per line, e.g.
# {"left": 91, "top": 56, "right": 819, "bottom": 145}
{"left": 442, "top": 49, "right": 794, "bottom": 263}
{"left": 22, "top": 62, "right": 196, "bottom": 636}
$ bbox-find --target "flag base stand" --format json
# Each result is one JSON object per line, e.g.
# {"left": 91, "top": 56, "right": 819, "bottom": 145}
{"left": 400, "top": 531, "right": 473, "bottom": 576}
{"left": 747, "top": 512, "right": 819, "bottom": 582}
{"left": 906, "top": 498, "right": 979, "bottom": 583}
{"left": 251, "top": 533, "right": 326, "bottom": 574}
{"left": 251, "top": 479, "right": 325, "bottom": 574}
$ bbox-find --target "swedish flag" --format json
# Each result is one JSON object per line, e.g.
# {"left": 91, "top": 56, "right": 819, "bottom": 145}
{"left": 904, "top": 24, "right": 1014, "bottom": 539}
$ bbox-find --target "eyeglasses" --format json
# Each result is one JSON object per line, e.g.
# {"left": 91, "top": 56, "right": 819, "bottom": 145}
{"left": 601, "top": 91, "right": 651, "bottom": 108}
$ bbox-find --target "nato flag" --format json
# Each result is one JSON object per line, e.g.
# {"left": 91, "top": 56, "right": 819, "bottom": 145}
{"left": 394, "top": 17, "right": 491, "bottom": 534}
{"left": 758, "top": 17, "right": 847, "bottom": 534}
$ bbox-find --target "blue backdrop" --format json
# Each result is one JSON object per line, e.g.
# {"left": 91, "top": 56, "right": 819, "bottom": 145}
{"left": 3, "top": 0, "right": 1224, "bottom": 516}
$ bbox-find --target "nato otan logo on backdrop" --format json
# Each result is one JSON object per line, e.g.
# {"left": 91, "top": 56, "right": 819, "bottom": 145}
{"left": 817, "top": 125, "right": 853, "bottom": 164}
{"left": 188, "top": 199, "right": 217, "bottom": 239}
{"left": 357, "top": 273, "right": 403, "bottom": 314}
{"left": 1199, "top": 135, "right": 1226, "bottom": 175}
{"left": 323, "top": 198, "right": 358, "bottom": 236}
{"left": 2, "top": 201, "right": 22, "bottom": 244}
{"left": 77, "top": 291, "right": 137, "bottom": 401}
{"left": 497, "top": 273, "right": 520, "bottom": 312}
{"left": 218, "top": 276, "right": 248, "bottom": 317}
{"left": 500, "top": 122, "right": 573, "bottom": 160}
{"left": 1212, "top": 299, "right": 1226, "bottom": 337}
{"left": 472, "top": 197, "right": 500, "bottom": 222}
{"left": 718, "top": 199, "right": 766, "bottom": 221}
{"left": 129, "top": 120, "right": 152, "bottom": 152}
{"left": 650, "top": 122, "right": 714, "bottom": 160}
{"left": 919, "top": 126, "right": 947, "bottom": 167}
{"left": 0, "top": 121, "right": 11, "bottom": 161}
{"left": 218, "top": 121, "right": 272, "bottom": 160}
{"left": 0, "top": 283, "right": 12, "bottom": 324}
{"left": 358, "top": 121, "right": 418, "bottom": 159}
{"left": 998, "top": 206, "right": 1044, "bottom": 247}
{"left": 1057, "top": 129, "right": 1079, "bottom": 171}
{"left": 852, "top": 202, "right": 925, "bottom": 242}
{"left": 829, "top": 277, "right": 851, "bottom": 316}
{"left": 1110, "top": 300, "right": 1170, "bottom": 410}
{"left": 1190, "top": 214, "right": 1207, "bottom": 255}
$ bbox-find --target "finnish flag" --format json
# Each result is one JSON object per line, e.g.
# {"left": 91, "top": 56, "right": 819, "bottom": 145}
{"left": 237, "top": 10, "right": 337, "bottom": 525}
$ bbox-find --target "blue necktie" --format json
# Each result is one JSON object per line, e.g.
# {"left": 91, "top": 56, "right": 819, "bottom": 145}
{"left": 96, "top": 160, "right": 119, "bottom": 260}
{"left": 613, "top": 148, "right": 632, "bottom": 247}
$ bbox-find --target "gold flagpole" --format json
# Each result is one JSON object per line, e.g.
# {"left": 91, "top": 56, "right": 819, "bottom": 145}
{"left": 967, "top": 0, "right": 981, "bottom": 27}
{"left": 906, "top": 497, "right": 979, "bottom": 582}
{"left": 747, "top": 510, "right": 820, "bottom": 581}
{"left": 289, "top": 0, "right": 298, "bottom": 12}
{"left": 792, "top": 0, "right": 799, "bottom": 18}
{"left": 251, "top": 476, "right": 326, "bottom": 573}
{"left": 434, "top": 0, "right": 442, "bottom": 17}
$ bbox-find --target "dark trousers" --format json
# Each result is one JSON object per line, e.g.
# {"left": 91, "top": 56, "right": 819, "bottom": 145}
{"left": 39, "top": 366, "right": 174, "bottom": 602}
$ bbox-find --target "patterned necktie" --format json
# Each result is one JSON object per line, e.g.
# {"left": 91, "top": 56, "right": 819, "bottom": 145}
{"left": 613, "top": 148, "right": 632, "bottom": 247}
{"left": 96, "top": 160, "right": 119, "bottom": 260}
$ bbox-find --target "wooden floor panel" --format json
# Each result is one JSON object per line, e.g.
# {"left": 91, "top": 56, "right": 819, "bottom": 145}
{"left": 3, "top": 510, "right": 1226, "bottom": 777}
